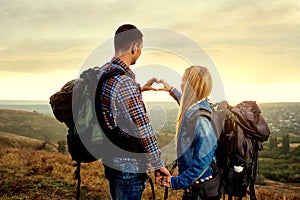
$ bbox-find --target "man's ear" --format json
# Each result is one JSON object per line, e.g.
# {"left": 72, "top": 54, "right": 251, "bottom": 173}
{"left": 134, "top": 42, "right": 140, "bottom": 50}
{"left": 130, "top": 43, "right": 138, "bottom": 55}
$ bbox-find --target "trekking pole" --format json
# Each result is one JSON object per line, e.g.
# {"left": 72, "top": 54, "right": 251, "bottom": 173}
{"left": 164, "top": 160, "right": 177, "bottom": 200}
{"left": 163, "top": 180, "right": 169, "bottom": 199}
{"left": 164, "top": 187, "right": 168, "bottom": 200}
{"left": 147, "top": 175, "right": 156, "bottom": 200}
{"left": 249, "top": 142, "right": 259, "bottom": 200}
{"left": 74, "top": 162, "right": 81, "bottom": 200}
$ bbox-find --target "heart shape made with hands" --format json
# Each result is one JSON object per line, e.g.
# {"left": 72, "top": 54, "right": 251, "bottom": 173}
{"left": 151, "top": 82, "right": 165, "bottom": 90}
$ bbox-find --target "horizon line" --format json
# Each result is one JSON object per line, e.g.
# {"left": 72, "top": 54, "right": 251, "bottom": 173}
{"left": 0, "top": 99, "right": 300, "bottom": 104}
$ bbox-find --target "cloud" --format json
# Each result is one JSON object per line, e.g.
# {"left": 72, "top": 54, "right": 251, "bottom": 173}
{"left": 0, "top": 36, "right": 97, "bottom": 73}
{"left": 0, "top": 0, "right": 299, "bottom": 80}
{"left": 0, "top": 0, "right": 299, "bottom": 101}
{"left": 216, "top": 0, "right": 300, "bottom": 17}
{"left": 0, "top": 0, "right": 141, "bottom": 34}
{"left": 0, "top": 0, "right": 147, "bottom": 74}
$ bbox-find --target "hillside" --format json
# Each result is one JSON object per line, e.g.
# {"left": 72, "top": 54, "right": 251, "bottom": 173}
{"left": 0, "top": 109, "right": 67, "bottom": 144}
{"left": 1, "top": 102, "right": 300, "bottom": 143}
{"left": 0, "top": 131, "right": 57, "bottom": 152}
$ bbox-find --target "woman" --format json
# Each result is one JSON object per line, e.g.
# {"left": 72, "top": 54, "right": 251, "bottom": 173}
{"left": 160, "top": 66, "right": 219, "bottom": 200}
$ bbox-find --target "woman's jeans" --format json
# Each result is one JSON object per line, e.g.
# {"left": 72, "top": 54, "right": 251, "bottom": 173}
{"left": 104, "top": 165, "right": 147, "bottom": 200}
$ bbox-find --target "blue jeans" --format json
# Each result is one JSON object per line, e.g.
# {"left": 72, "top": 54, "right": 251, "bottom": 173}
{"left": 104, "top": 165, "right": 147, "bottom": 200}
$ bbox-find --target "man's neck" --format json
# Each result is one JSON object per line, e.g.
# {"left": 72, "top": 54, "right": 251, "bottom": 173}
{"left": 114, "top": 52, "right": 132, "bottom": 67}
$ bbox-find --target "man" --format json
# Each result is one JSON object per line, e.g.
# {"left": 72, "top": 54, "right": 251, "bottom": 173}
{"left": 97, "top": 24, "right": 170, "bottom": 200}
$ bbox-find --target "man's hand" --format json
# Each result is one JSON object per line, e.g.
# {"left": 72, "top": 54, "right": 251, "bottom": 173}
{"left": 160, "top": 176, "right": 171, "bottom": 188}
{"left": 155, "top": 166, "right": 171, "bottom": 184}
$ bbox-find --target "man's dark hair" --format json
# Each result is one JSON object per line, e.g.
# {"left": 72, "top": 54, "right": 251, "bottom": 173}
{"left": 114, "top": 24, "right": 143, "bottom": 52}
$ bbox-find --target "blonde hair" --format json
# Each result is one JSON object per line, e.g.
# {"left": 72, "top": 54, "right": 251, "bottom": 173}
{"left": 176, "top": 66, "right": 212, "bottom": 133}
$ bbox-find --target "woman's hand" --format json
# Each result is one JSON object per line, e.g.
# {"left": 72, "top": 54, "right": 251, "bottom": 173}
{"left": 160, "top": 176, "right": 171, "bottom": 188}
{"left": 158, "top": 79, "right": 172, "bottom": 92}
{"left": 141, "top": 77, "right": 159, "bottom": 92}
{"left": 141, "top": 78, "right": 173, "bottom": 93}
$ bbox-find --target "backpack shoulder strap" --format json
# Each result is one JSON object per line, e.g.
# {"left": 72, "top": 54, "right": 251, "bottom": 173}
{"left": 186, "top": 109, "right": 213, "bottom": 143}
{"left": 95, "top": 68, "right": 144, "bottom": 153}
{"left": 98, "top": 68, "right": 127, "bottom": 82}
{"left": 188, "top": 109, "right": 212, "bottom": 124}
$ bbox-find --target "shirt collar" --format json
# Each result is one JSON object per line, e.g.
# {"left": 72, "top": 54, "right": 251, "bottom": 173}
{"left": 111, "top": 57, "right": 135, "bottom": 79}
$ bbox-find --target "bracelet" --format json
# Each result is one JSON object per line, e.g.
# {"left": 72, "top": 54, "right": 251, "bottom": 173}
{"left": 169, "top": 87, "right": 173, "bottom": 93}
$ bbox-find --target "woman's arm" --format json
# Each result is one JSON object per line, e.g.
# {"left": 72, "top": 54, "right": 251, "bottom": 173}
{"left": 170, "top": 117, "right": 217, "bottom": 190}
{"left": 158, "top": 79, "right": 182, "bottom": 104}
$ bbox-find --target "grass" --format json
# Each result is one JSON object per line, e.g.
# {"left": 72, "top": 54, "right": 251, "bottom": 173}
{"left": 0, "top": 146, "right": 183, "bottom": 200}
{"left": 0, "top": 146, "right": 104, "bottom": 199}
{"left": 0, "top": 146, "right": 299, "bottom": 200}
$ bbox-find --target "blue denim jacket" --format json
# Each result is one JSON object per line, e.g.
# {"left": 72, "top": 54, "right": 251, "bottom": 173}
{"left": 170, "top": 94, "right": 218, "bottom": 190}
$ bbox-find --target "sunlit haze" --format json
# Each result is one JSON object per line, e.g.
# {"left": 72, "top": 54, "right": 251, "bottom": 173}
{"left": 0, "top": 0, "right": 299, "bottom": 103}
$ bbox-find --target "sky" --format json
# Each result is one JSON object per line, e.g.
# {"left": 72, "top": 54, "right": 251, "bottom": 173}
{"left": 0, "top": 0, "right": 299, "bottom": 103}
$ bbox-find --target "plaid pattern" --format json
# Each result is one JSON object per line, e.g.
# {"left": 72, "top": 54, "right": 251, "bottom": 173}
{"left": 98, "top": 58, "right": 164, "bottom": 170}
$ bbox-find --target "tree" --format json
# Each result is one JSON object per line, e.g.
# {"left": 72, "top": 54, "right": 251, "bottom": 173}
{"left": 57, "top": 139, "right": 67, "bottom": 154}
{"left": 281, "top": 134, "right": 290, "bottom": 154}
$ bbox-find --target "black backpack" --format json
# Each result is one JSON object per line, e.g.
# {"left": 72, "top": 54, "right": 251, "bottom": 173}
{"left": 49, "top": 67, "right": 126, "bottom": 199}
{"left": 50, "top": 67, "right": 127, "bottom": 162}
{"left": 50, "top": 67, "right": 157, "bottom": 200}
{"left": 166, "top": 101, "right": 270, "bottom": 200}
{"left": 214, "top": 101, "right": 270, "bottom": 200}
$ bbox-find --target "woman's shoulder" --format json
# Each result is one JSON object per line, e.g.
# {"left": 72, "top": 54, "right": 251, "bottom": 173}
{"left": 185, "top": 99, "right": 212, "bottom": 120}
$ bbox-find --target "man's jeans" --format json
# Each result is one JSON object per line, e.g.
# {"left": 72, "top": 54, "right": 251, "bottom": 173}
{"left": 104, "top": 165, "right": 147, "bottom": 200}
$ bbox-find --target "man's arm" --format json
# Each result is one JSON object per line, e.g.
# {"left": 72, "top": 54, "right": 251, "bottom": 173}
{"left": 115, "top": 76, "right": 165, "bottom": 170}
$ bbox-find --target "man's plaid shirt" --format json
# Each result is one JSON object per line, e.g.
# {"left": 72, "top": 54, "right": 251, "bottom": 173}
{"left": 97, "top": 58, "right": 164, "bottom": 171}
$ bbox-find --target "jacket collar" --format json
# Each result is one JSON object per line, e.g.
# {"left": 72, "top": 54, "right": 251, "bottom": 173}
{"left": 185, "top": 98, "right": 212, "bottom": 119}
